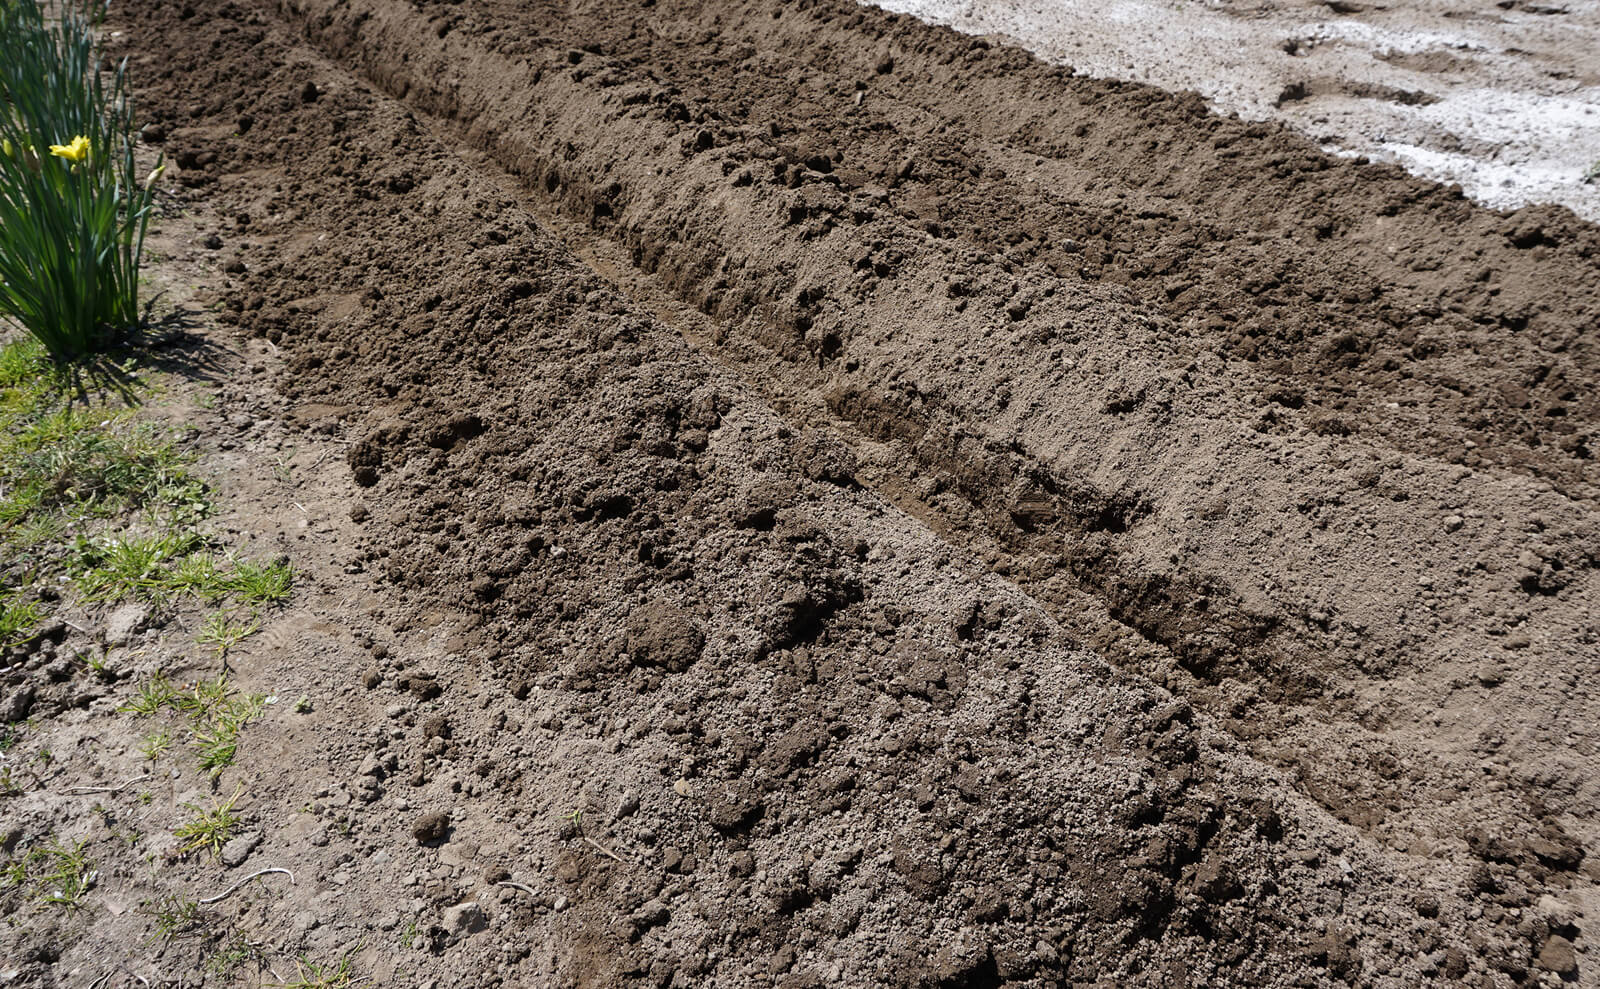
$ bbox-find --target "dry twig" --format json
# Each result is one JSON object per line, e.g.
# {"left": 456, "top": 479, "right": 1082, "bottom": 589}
{"left": 67, "top": 774, "right": 150, "bottom": 794}
{"left": 584, "top": 837, "right": 628, "bottom": 865}
{"left": 197, "top": 866, "right": 295, "bottom": 904}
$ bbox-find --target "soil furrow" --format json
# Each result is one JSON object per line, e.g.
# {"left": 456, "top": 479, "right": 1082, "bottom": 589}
{"left": 266, "top": 0, "right": 1600, "bottom": 876}
{"left": 114, "top": 0, "right": 1600, "bottom": 984}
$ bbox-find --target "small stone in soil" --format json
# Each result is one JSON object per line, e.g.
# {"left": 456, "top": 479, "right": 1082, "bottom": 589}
{"left": 616, "top": 790, "right": 640, "bottom": 818}
{"left": 0, "top": 685, "right": 36, "bottom": 723}
{"left": 442, "top": 901, "right": 486, "bottom": 937}
{"left": 412, "top": 811, "right": 451, "bottom": 844}
{"left": 220, "top": 830, "right": 261, "bottom": 867}
{"left": 104, "top": 603, "right": 151, "bottom": 646}
{"left": 1537, "top": 935, "right": 1577, "bottom": 978}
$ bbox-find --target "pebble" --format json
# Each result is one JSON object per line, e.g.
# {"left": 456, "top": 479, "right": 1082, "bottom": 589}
{"left": 411, "top": 811, "right": 451, "bottom": 844}
{"left": 220, "top": 830, "right": 261, "bottom": 867}
{"left": 1538, "top": 935, "right": 1578, "bottom": 978}
{"left": 616, "top": 790, "right": 640, "bottom": 818}
{"left": 769, "top": 944, "right": 797, "bottom": 976}
{"left": 0, "top": 685, "right": 36, "bottom": 723}
{"left": 442, "top": 901, "right": 487, "bottom": 937}
{"left": 103, "top": 603, "right": 151, "bottom": 647}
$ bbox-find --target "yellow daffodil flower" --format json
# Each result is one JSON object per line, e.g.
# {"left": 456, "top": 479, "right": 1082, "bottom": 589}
{"left": 49, "top": 135, "right": 90, "bottom": 162}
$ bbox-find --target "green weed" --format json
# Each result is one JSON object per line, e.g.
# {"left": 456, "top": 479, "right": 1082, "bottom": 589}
{"left": 276, "top": 954, "right": 358, "bottom": 989}
{"left": 122, "top": 671, "right": 177, "bottom": 715}
{"left": 170, "top": 673, "right": 232, "bottom": 716}
{"left": 172, "top": 785, "right": 243, "bottom": 859}
{"left": 71, "top": 533, "right": 291, "bottom": 607}
{"left": 85, "top": 650, "right": 115, "bottom": 681}
{"left": 208, "top": 932, "right": 268, "bottom": 977}
{"left": 191, "top": 690, "right": 265, "bottom": 772}
{"left": 0, "top": 338, "right": 44, "bottom": 388}
{"left": 227, "top": 557, "right": 293, "bottom": 604}
{"left": 5, "top": 838, "right": 95, "bottom": 909}
{"left": 71, "top": 530, "right": 203, "bottom": 601}
{"left": 138, "top": 728, "right": 173, "bottom": 760}
{"left": 143, "top": 892, "right": 202, "bottom": 942}
{"left": 3, "top": 410, "right": 203, "bottom": 521}
{"left": 196, "top": 609, "right": 261, "bottom": 656}
{"left": 0, "top": 586, "right": 41, "bottom": 648}
{"left": 124, "top": 673, "right": 264, "bottom": 773}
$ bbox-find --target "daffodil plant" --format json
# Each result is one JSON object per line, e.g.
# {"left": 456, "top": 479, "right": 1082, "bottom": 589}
{"left": 0, "top": 0, "right": 163, "bottom": 361}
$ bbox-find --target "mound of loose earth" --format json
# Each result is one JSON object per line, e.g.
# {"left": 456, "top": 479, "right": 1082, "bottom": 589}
{"left": 84, "top": 0, "right": 1600, "bottom": 985}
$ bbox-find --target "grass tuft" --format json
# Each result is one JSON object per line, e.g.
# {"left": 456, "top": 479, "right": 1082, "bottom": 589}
{"left": 208, "top": 932, "right": 269, "bottom": 978}
{"left": 142, "top": 892, "right": 202, "bottom": 942}
{"left": 196, "top": 608, "right": 261, "bottom": 657}
{"left": 172, "top": 785, "right": 243, "bottom": 859}
{"left": 2, "top": 838, "right": 95, "bottom": 909}
{"left": 72, "top": 532, "right": 292, "bottom": 607}
{"left": 276, "top": 954, "right": 359, "bottom": 989}
{"left": 0, "top": 584, "right": 42, "bottom": 648}
{"left": 138, "top": 728, "right": 173, "bottom": 761}
{"left": 71, "top": 529, "right": 202, "bottom": 600}
{"left": 122, "top": 671, "right": 177, "bottom": 715}
{"left": 125, "top": 673, "right": 265, "bottom": 774}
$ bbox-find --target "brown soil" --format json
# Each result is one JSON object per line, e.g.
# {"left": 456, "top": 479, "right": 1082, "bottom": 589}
{"left": 19, "top": 0, "right": 1596, "bottom": 984}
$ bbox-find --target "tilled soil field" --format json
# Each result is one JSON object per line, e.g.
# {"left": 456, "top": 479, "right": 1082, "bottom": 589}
{"left": 92, "top": 0, "right": 1599, "bottom": 985}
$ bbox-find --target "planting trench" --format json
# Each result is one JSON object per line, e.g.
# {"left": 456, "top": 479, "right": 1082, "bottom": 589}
{"left": 108, "top": 0, "right": 1600, "bottom": 985}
